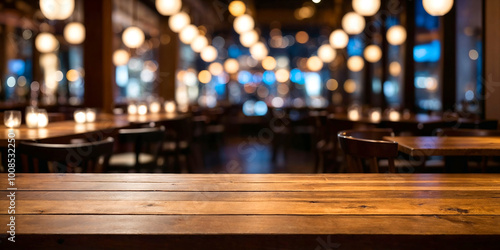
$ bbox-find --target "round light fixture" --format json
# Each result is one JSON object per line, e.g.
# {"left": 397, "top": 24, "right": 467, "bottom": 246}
{"left": 190, "top": 35, "right": 208, "bottom": 53}
{"left": 387, "top": 25, "right": 407, "bottom": 45}
{"left": 229, "top": 1, "right": 246, "bottom": 17}
{"left": 347, "top": 56, "right": 364, "bottom": 72}
{"left": 200, "top": 45, "right": 218, "bottom": 62}
{"left": 63, "top": 22, "right": 85, "bottom": 44}
{"left": 262, "top": 56, "right": 277, "bottom": 70}
{"left": 179, "top": 25, "right": 199, "bottom": 44}
{"left": 113, "top": 50, "right": 130, "bottom": 66}
{"left": 35, "top": 32, "right": 59, "bottom": 53}
{"left": 318, "top": 44, "right": 337, "bottom": 63}
{"left": 422, "top": 0, "right": 454, "bottom": 16}
{"left": 224, "top": 58, "right": 239, "bottom": 74}
{"left": 122, "top": 26, "right": 145, "bottom": 49}
{"left": 198, "top": 70, "right": 212, "bottom": 84}
{"left": 342, "top": 12, "right": 365, "bottom": 35}
{"left": 155, "top": 0, "right": 182, "bottom": 16}
{"left": 40, "top": 0, "right": 74, "bottom": 20}
{"left": 389, "top": 61, "right": 402, "bottom": 76}
{"left": 307, "top": 56, "right": 323, "bottom": 72}
{"left": 352, "top": 0, "right": 380, "bottom": 16}
{"left": 168, "top": 12, "right": 190, "bottom": 33}
{"left": 240, "top": 30, "right": 259, "bottom": 47}
{"left": 329, "top": 29, "right": 349, "bottom": 49}
{"left": 250, "top": 42, "right": 268, "bottom": 61}
{"left": 363, "top": 45, "right": 382, "bottom": 63}
{"left": 208, "top": 62, "right": 224, "bottom": 76}
{"left": 275, "top": 69, "right": 290, "bottom": 83}
{"left": 233, "top": 14, "right": 254, "bottom": 34}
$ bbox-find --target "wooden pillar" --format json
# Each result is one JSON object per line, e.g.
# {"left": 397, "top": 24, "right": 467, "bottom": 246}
{"left": 362, "top": 16, "right": 373, "bottom": 106}
{"left": 158, "top": 16, "right": 178, "bottom": 101}
{"left": 403, "top": 0, "right": 416, "bottom": 112}
{"left": 380, "top": 1, "right": 389, "bottom": 109}
{"left": 485, "top": 0, "right": 500, "bottom": 121}
{"left": 441, "top": 4, "right": 457, "bottom": 112}
{"left": 83, "top": 0, "right": 114, "bottom": 113}
{"left": 0, "top": 25, "right": 6, "bottom": 101}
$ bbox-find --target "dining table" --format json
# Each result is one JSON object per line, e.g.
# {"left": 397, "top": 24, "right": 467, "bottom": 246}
{"left": 383, "top": 136, "right": 500, "bottom": 172}
{"left": 0, "top": 112, "right": 188, "bottom": 172}
{"left": 1, "top": 173, "right": 499, "bottom": 249}
{"left": 383, "top": 136, "right": 500, "bottom": 157}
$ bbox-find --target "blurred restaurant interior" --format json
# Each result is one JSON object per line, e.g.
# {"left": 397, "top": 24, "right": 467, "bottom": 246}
{"left": 0, "top": 0, "right": 499, "bottom": 174}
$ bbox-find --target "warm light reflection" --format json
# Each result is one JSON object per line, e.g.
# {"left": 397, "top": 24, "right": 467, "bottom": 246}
{"left": 169, "top": 12, "right": 190, "bottom": 32}
{"left": 229, "top": 1, "right": 246, "bottom": 17}
{"left": 318, "top": 44, "right": 337, "bottom": 63}
{"left": 342, "top": 12, "right": 365, "bottom": 35}
{"left": 329, "top": 29, "right": 349, "bottom": 49}
{"left": 122, "top": 26, "right": 145, "bottom": 49}
{"left": 347, "top": 56, "right": 364, "bottom": 72}
{"left": 233, "top": 14, "right": 254, "bottom": 34}
{"left": 198, "top": 70, "right": 212, "bottom": 84}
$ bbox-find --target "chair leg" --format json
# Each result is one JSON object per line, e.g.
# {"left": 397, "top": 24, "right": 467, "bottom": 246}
{"left": 388, "top": 159, "right": 396, "bottom": 173}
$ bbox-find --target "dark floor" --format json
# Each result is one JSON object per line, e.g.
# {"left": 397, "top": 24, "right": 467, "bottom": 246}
{"left": 189, "top": 136, "right": 316, "bottom": 173}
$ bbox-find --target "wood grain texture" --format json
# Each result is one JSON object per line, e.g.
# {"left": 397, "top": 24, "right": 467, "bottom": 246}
{"left": 384, "top": 136, "right": 500, "bottom": 156}
{"left": 1, "top": 173, "right": 499, "bottom": 249}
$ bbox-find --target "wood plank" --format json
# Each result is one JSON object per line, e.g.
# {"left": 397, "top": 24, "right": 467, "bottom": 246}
{"left": 10, "top": 173, "right": 500, "bottom": 183}
{"left": 5, "top": 215, "right": 500, "bottom": 235}
{"left": 6, "top": 190, "right": 499, "bottom": 201}
{"left": 8, "top": 180, "right": 500, "bottom": 191}
{"left": 3, "top": 198, "right": 498, "bottom": 215}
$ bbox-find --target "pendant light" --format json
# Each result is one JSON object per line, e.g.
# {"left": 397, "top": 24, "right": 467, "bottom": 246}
{"left": 40, "top": 0, "right": 75, "bottom": 20}
{"left": 63, "top": 0, "right": 85, "bottom": 45}
{"left": 122, "top": 0, "right": 145, "bottom": 49}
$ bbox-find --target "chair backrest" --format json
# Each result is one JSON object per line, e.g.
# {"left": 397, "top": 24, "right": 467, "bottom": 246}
{"left": 18, "top": 137, "right": 115, "bottom": 173}
{"left": 338, "top": 129, "right": 398, "bottom": 173}
{"left": 437, "top": 128, "right": 500, "bottom": 137}
{"left": 156, "top": 116, "right": 193, "bottom": 143}
{"left": 117, "top": 126, "right": 165, "bottom": 169}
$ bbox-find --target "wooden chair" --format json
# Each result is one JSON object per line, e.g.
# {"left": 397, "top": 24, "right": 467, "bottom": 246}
{"left": 156, "top": 117, "right": 194, "bottom": 173}
{"left": 338, "top": 129, "right": 398, "bottom": 173}
{"left": 108, "top": 127, "right": 165, "bottom": 172}
{"left": 18, "top": 137, "right": 115, "bottom": 173}
{"left": 316, "top": 114, "right": 376, "bottom": 173}
{"left": 437, "top": 128, "right": 500, "bottom": 172}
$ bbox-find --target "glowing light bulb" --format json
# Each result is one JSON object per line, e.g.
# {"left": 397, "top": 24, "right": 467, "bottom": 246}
{"left": 122, "top": 26, "right": 145, "bottom": 48}
{"left": 329, "top": 29, "right": 349, "bottom": 49}
{"left": 63, "top": 22, "right": 85, "bottom": 44}
{"left": 155, "top": 0, "right": 182, "bottom": 16}
{"left": 342, "top": 12, "right": 365, "bottom": 35}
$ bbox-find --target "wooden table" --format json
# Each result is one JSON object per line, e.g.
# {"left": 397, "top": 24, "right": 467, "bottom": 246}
{"left": 384, "top": 136, "right": 500, "bottom": 157}
{"left": 0, "top": 113, "right": 188, "bottom": 147}
{"left": 1, "top": 174, "right": 499, "bottom": 249}
{"left": 103, "top": 113, "right": 188, "bottom": 125}
{"left": 0, "top": 119, "right": 130, "bottom": 147}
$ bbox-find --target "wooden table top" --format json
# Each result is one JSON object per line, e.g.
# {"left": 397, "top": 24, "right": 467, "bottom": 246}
{"left": 329, "top": 113, "right": 447, "bottom": 125}
{"left": 384, "top": 136, "right": 500, "bottom": 157}
{"left": 0, "top": 119, "right": 130, "bottom": 146}
{"left": 0, "top": 113, "right": 187, "bottom": 147}
{"left": 110, "top": 113, "right": 188, "bottom": 124}
{"left": 1, "top": 173, "right": 499, "bottom": 249}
